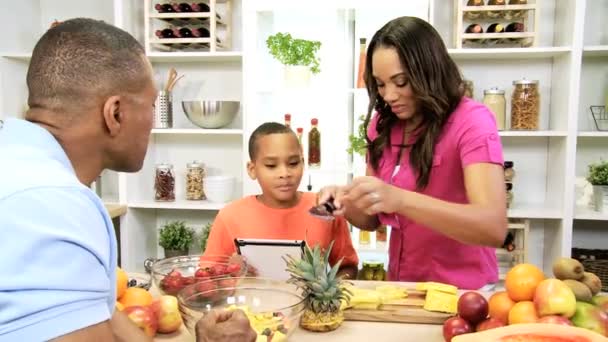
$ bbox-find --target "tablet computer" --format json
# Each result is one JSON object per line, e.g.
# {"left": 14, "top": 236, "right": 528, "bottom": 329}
{"left": 234, "top": 238, "right": 306, "bottom": 280}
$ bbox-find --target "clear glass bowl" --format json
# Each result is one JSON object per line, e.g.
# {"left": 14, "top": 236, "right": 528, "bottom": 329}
{"left": 147, "top": 255, "right": 247, "bottom": 296}
{"left": 177, "top": 277, "right": 305, "bottom": 340}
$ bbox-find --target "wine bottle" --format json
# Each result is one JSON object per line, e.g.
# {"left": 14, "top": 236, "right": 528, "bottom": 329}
{"left": 155, "top": 3, "right": 176, "bottom": 13}
{"left": 191, "top": 2, "right": 210, "bottom": 12}
{"left": 464, "top": 24, "right": 484, "bottom": 44}
{"left": 155, "top": 28, "right": 176, "bottom": 39}
{"left": 172, "top": 2, "right": 194, "bottom": 12}
{"left": 505, "top": 22, "right": 525, "bottom": 33}
{"left": 192, "top": 27, "right": 210, "bottom": 38}
{"left": 486, "top": 23, "right": 505, "bottom": 45}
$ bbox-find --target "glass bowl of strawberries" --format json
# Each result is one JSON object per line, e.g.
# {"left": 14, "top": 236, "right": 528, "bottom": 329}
{"left": 148, "top": 255, "right": 247, "bottom": 296}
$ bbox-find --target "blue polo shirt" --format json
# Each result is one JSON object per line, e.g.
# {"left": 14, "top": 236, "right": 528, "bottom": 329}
{"left": 0, "top": 118, "right": 117, "bottom": 340}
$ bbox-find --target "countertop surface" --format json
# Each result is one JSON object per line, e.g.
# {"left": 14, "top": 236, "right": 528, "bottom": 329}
{"left": 104, "top": 203, "right": 127, "bottom": 219}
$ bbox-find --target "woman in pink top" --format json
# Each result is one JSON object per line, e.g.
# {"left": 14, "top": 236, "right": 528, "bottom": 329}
{"left": 319, "top": 17, "right": 507, "bottom": 289}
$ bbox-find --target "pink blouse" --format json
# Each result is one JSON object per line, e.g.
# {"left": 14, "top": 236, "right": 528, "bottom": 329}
{"left": 367, "top": 97, "right": 504, "bottom": 289}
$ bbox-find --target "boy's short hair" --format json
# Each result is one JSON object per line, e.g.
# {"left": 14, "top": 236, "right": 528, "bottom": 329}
{"left": 248, "top": 122, "right": 295, "bottom": 159}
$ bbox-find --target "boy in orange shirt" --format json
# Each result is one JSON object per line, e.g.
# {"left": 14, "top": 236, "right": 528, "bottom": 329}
{"left": 203, "top": 122, "right": 359, "bottom": 279}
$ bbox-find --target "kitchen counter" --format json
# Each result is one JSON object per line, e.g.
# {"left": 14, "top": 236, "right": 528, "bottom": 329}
{"left": 104, "top": 203, "right": 127, "bottom": 219}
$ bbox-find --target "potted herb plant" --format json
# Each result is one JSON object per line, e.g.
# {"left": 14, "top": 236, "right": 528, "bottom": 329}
{"left": 347, "top": 115, "right": 368, "bottom": 175}
{"left": 587, "top": 160, "right": 608, "bottom": 212}
{"left": 199, "top": 221, "right": 213, "bottom": 253}
{"left": 159, "top": 221, "right": 195, "bottom": 258}
{"left": 266, "top": 32, "right": 321, "bottom": 87}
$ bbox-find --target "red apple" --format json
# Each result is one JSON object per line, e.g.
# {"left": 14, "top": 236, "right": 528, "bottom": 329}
{"left": 124, "top": 305, "right": 158, "bottom": 337}
{"left": 458, "top": 292, "right": 489, "bottom": 325}
{"left": 151, "top": 295, "right": 182, "bottom": 334}
{"left": 475, "top": 317, "right": 505, "bottom": 332}
{"left": 226, "top": 263, "right": 241, "bottom": 275}
{"left": 443, "top": 316, "right": 472, "bottom": 342}
{"left": 537, "top": 315, "right": 573, "bottom": 326}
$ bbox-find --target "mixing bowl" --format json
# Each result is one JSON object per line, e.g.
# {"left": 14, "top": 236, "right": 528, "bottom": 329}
{"left": 182, "top": 100, "right": 240, "bottom": 129}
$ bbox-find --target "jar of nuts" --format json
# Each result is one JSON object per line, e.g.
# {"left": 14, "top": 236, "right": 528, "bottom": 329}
{"left": 186, "top": 161, "right": 206, "bottom": 200}
{"left": 511, "top": 79, "right": 540, "bottom": 130}
{"left": 154, "top": 163, "right": 175, "bottom": 202}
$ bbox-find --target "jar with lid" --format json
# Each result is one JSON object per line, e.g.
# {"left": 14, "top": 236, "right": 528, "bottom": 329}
{"left": 486, "top": 0, "right": 506, "bottom": 19}
{"left": 483, "top": 87, "right": 506, "bottom": 130}
{"left": 359, "top": 261, "right": 386, "bottom": 281}
{"left": 504, "top": 161, "right": 515, "bottom": 181}
{"left": 511, "top": 79, "right": 540, "bottom": 130}
{"left": 155, "top": 163, "right": 175, "bottom": 201}
{"left": 464, "top": 0, "right": 485, "bottom": 20}
{"left": 186, "top": 161, "right": 206, "bottom": 200}
{"left": 506, "top": 182, "right": 514, "bottom": 208}
{"left": 463, "top": 80, "right": 475, "bottom": 99}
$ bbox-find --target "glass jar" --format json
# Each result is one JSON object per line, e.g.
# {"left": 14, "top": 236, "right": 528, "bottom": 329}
{"left": 506, "top": 182, "right": 514, "bottom": 208}
{"left": 505, "top": 0, "right": 527, "bottom": 20}
{"left": 483, "top": 87, "right": 506, "bottom": 130}
{"left": 186, "top": 161, "right": 206, "bottom": 200}
{"left": 359, "top": 229, "right": 371, "bottom": 245}
{"left": 154, "top": 163, "right": 175, "bottom": 201}
{"left": 511, "top": 79, "right": 540, "bottom": 130}
{"left": 504, "top": 161, "right": 515, "bottom": 181}
{"left": 463, "top": 80, "right": 475, "bottom": 99}
{"left": 359, "top": 261, "right": 386, "bottom": 281}
{"left": 487, "top": 0, "right": 506, "bottom": 19}
{"left": 464, "top": 0, "right": 485, "bottom": 20}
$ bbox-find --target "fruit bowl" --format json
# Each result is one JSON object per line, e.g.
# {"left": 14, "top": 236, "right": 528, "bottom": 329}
{"left": 148, "top": 255, "right": 247, "bottom": 296}
{"left": 177, "top": 277, "right": 305, "bottom": 341}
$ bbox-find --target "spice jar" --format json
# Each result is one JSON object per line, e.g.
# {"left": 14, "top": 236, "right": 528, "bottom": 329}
{"left": 504, "top": 161, "right": 515, "bottom": 181}
{"left": 483, "top": 87, "right": 506, "bottom": 130}
{"left": 464, "top": 0, "right": 485, "bottom": 20}
{"left": 511, "top": 79, "right": 540, "bottom": 130}
{"left": 506, "top": 182, "right": 514, "bottom": 208}
{"left": 155, "top": 163, "right": 175, "bottom": 201}
{"left": 359, "top": 261, "right": 386, "bottom": 281}
{"left": 487, "top": 0, "right": 506, "bottom": 19}
{"left": 186, "top": 161, "right": 205, "bottom": 200}
{"left": 505, "top": 0, "right": 527, "bottom": 20}
{"left": 463, "top": 80, "right": 475, "bottom": 99}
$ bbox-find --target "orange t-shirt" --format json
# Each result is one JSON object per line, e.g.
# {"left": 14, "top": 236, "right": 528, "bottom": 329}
{"left": 203, "top": 192, "right": 359, "bottom": 268}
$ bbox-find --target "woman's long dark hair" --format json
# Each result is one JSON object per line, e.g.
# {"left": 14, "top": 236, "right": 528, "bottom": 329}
{"left": 364, "top": 16, "right": 463, "bottom": 190}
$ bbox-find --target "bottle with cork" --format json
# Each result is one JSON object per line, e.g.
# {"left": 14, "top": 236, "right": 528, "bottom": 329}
{"left": 308, "top": 118, "right": 321, "bottom": 167}
{"left": 284, "top": 113, "right": 291, "bottom": 128}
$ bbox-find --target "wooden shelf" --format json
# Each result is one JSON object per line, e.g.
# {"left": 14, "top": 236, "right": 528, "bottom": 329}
{"left": 448, "top": 47, "right": 570, "bottom": 60}
{"left": 574, "top": 206, "right": 608, "bottom": 221}
{"left": 147, "top": 51, "right": 242, "bottom": 62}
{"left": 151, "top": 128, "right": 243, "bottom": 135}
{"left": 499, "top": 131, "right": 568, "bottom": 137}
{"left": 578, "top": 131, "right": 608, "bottom": 137}
{"left": 128, "top": 200, "right": 226, "bottom": 210}
{"left": 496, "top": 249, "right": 524, "bottom": 256}
{"left": 508, "top": 204, "right": 562, "bottom": 219}
{"left": 462, "top": 32, "right": 535, "bottom": 40}
{"left": 583, "top": 45, "right": 608, "bottom": 57}
{"left": 462, "top": 4, "right": 536, "bottom": 12}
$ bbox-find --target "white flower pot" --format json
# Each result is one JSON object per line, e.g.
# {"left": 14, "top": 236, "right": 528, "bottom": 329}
{"left": 592, "top": 185, "right": 608, "bottom": 212}
{"left": 283, "top": 65, "right": 311, "bottom": 88}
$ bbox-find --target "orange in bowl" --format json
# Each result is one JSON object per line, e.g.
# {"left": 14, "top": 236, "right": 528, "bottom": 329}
{"left": 488, "top": 291, "right": 516, "bottom": 324}
{"left": 116, "top": 267, "right": 128, "bottom": 300}
{"left": 505, "top": 263, "right": 545, "bottom": 302}
{"left": 119, "top": 287, "right": 154, "bottom": 308}
{"left": 508, "top": 301, "right": 539, "bottom": 325}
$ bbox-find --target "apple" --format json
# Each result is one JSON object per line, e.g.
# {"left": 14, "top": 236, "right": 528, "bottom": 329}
{"left": 457, "top": 292, "right": 489, "bottom": 325}
{"left": 124, "top": 305, "right": 158, "bottom": 337}
{"left": 534, "top": 279, "right": 576, "bottom": 318}
{"left": 151, "top": 295, "right": 182, "bottom": 334}
{"left": 537, "top": 315, "right": 573, "bottom": 326}
{"left": 195, "top": 268, "right": 211, "bottom": 278}
{"left": 592, "top": 295, "right": 608, "bottom": 314}
{"left": 571, "top": 302, "right": 608, "bottom": 336}
{"left": 226, "top": 263, "right": 241, "bottom": 276}
{"left": 475, "top": 317, "right": 505, "bottom": 332}
{"left": 443, "top": 316, "right": 472, "bottom": 342}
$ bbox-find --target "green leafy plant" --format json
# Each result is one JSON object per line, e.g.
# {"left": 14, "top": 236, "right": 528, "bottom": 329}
{"left": 587, "top": 160, "right": 608, "bottom": 186}
{"left": 199, "top": 221, "right": 213, "bottom": 252}
{"left": 266, "top": 32, "right": 322, "bottom": 74}
{"left": 347, "top": 115, "right": 367, "bottom": 157}
{"left": 159, "top": 221, "right": 195, "bottom": 251}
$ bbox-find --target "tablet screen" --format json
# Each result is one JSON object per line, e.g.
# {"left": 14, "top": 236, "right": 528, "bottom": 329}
{"left": 235, "top": 238, "right": 305, "bottom": 280}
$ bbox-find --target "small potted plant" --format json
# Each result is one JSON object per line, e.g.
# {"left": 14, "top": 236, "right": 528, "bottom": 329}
{"left": 159, "top": 221, "right": 195, "bottom": 258}
{"left": 587, "top": 160, "right": 608, "bottom": 212}
{"left": 266, "top": 32, "right": 321, "bottom": 87}
{"left": 199, "top": 221, "right": 213, "bottom": 253}
{"left": 347, "top": 115, "right": 368, "bottom": 175}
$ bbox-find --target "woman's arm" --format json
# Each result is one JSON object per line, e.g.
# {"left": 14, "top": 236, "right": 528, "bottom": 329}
{"left": 343, "top": 163, "right": 507, "bottom": 247}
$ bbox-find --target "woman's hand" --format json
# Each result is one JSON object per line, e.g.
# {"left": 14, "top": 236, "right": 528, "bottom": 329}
{"left": 316, "top": 185, "right": 348, "bottom": 216}
{"left": 341, "top": 176, "right": 403, "bottom": 216}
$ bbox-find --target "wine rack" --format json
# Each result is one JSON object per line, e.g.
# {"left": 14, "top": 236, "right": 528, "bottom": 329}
{"left": 454, "top": 0, "right": 540, "bottom": 48}
{"left": 497, "top": 219, "right": 530, "bottom": 281}
{"left": 144, "top": 1, "right": 233, "bottom": 53}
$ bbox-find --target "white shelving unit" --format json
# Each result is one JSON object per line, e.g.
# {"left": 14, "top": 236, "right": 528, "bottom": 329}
{"left": 2, "top": 0, "right": 607, "bottom": 275}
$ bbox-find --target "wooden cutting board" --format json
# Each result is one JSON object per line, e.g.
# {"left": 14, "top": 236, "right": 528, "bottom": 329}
{"left": 343, "top": 281, "right": 453, "bottom": 325}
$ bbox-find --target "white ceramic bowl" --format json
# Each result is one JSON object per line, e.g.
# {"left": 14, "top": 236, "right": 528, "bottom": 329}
{"left": 205, "top": 176, "right": 235, "bottom": 203}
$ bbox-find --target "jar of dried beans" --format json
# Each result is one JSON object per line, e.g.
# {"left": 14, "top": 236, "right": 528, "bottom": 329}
{"left": 511, "top": 79, "right": 540, "bottom": 130}
{"left": 155, "top": 163, "right": 175, "bottom": 201}
{"left": 186, "top": 161, "right": 206, "bottom": 201}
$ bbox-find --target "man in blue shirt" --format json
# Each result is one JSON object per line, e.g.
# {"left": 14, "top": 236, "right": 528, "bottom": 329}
{"left": 0, "top": 18, "right": 255, "bottom": 342}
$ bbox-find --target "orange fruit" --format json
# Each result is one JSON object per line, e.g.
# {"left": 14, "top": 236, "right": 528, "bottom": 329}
{"left": 508, "top": 301, "right": 539, "bottom": 325}
{"left": 116, "top": 267, "right": 128, "bottom": 300}
{"left": 505, "top": 263, "right": 545, "bottom": 302}
{"left": 118, "top": 287, "right": 153, "bottom": 308}
{"left": 488, "top": 291, "right": 516, "bottom": 324}
{"left": 115, "top": 302, "right": 125, "bottom": 311}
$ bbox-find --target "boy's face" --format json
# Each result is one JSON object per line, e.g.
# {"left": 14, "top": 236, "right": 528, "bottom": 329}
{"left": 247, "top": 132, "right": 304, "bottom": 206}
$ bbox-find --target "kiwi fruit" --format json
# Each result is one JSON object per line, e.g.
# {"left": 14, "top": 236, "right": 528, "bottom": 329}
{"left": 562, "top": 279, "right": 593, "bottom": 302}
{"left": 552, "top": 258, "right": 585, "bottom": 280}
{"left": 580, "top": 272, "right": 602, "bottom": 295}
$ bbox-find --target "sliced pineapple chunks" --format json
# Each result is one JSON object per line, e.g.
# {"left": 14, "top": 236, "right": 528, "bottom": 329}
{"left": 415, "top": 281, "right": 458, "bottom": 295}
{"left": 423, "top": 288, "right": 458, "bottom": 314}
{"left": 343, "top": 284, "right": 409, "bottom": 310}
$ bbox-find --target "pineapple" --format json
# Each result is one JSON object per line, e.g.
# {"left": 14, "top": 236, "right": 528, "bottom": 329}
{"left": 284, "top": 241, "right": 351, "bottom": 332}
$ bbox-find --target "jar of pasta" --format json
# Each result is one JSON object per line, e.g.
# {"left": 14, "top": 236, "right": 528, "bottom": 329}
{"left": 483, "top": 87, "right": 506, "bottom": 130}
{"left": 511, "top": 79, "right": 540, "bottom": 130}
{"left": 186, "top": 161, "right": 206, "bottom": 200}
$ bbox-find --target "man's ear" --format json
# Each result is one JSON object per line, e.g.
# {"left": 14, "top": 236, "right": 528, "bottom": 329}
{"left": 102, "top": 95, "right": 122, "bottom": 137}
{"left": 246, "top": 161, "right": 256, "bottom": 180}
